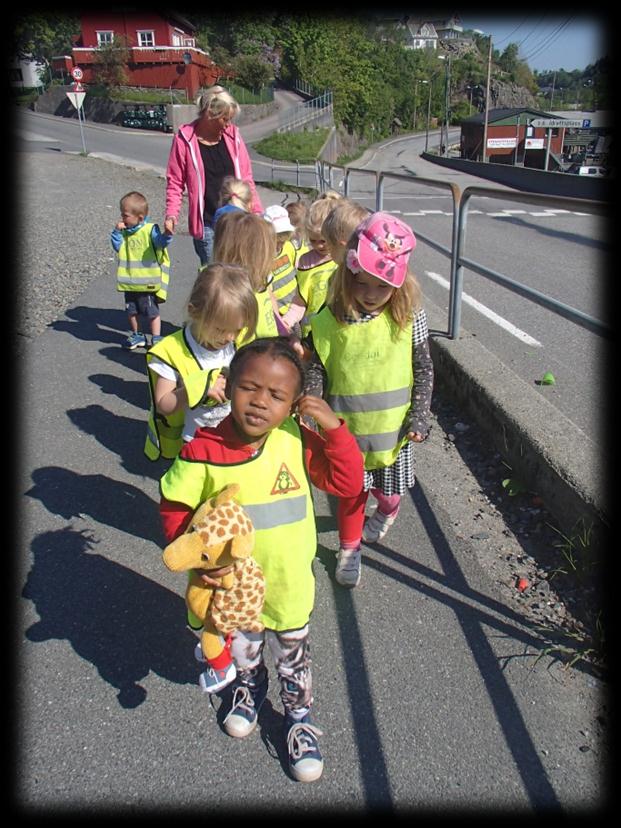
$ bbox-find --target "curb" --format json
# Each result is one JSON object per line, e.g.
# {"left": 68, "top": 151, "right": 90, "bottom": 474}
{"left": 424, "top": 299, "right": 609, "bottom": 548}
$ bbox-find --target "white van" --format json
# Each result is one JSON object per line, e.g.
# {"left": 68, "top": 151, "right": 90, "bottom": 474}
{"left": 567, "top": 164, "right": 607, "bottom": 177}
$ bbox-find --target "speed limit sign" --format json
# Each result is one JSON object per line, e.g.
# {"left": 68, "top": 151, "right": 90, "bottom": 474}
{"left": 71, "top": 66, "right": 83, "bottom": 81}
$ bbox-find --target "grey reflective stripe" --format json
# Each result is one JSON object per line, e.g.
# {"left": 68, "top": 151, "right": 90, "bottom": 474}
{"left": 146, "top": 420, "right": 159, "bottom": 448}
{"left": 275, "top": 285, "right": 297, "bottom": 305}
{"left": 244, "top": 494, "right": 307, "bottom": 530}
{"left": 272, "top": 272, "right": 295, "bottom": 291}
{"left": 118, "top": 259, "right": 171, "bottom": 273}
{"left": 328, "top": 386, "right": 411, "bottom": 413}
{"left": 355, "top": 430, "right": 402, "bottom": 452}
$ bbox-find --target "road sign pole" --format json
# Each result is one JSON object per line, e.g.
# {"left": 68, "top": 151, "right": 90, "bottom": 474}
{"left": 76, "top": 100, "right": 87, "bottom": 155}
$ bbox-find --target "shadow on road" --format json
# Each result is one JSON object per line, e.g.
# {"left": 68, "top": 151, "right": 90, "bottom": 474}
{"left": 22, "top": 526, "right": 197, "bottom": 708}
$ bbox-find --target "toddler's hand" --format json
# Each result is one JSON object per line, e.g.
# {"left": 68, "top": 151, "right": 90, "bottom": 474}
{"left": 407, "top": 431, "right": 426, "bottom": 443}
{"left": 115, "top": 220, "right": 126, "bottom": 231}
{"left": 195, "top": 564, "right": 234, "bottom": 587}
{"left": 296, "top": 395, "right": 340, "bottom": 431}
{"left": 206, "top": 373, "right": 228, "bottom": 404}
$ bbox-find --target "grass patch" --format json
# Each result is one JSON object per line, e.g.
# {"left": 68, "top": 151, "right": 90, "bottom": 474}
{"left": 253, "top": 127, "right": 330, "bottom": 163}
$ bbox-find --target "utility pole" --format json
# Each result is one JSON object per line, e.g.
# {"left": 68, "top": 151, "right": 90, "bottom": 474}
{"left": 482, "top": 34, "right": 492, "bottom": 162}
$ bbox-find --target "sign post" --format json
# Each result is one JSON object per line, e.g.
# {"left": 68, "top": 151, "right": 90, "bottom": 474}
{"left": 66, "top": 79, "right": 87, "bottom": 155}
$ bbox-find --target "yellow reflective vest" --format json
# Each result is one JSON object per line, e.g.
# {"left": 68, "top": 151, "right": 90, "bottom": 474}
{"left": 237, "top": 286, "right": 279, "bottom": 346}
{"left": 296, "top": 256, "right": 338, "bottom": 337}
{"left": 160, "top": 418, "right": 317, "bottom": 630}
{"left": 311, "top": 307, "right": 413, "bottom": 470}
{"left": 270, "top": 240, "right": 298, "bottom": 315}
{"left": 144, "top": 329, "right": 228, "bottom": 460}
{"left": 116, "top": 222, "right": 170, "bottom": 301}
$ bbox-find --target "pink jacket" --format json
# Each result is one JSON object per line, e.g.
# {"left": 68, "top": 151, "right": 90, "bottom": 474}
{"left": 165, "top": 121, "right": 263, "bottom": 239}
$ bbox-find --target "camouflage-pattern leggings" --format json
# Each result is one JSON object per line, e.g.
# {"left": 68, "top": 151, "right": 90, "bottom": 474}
{"left": 230, "top": 625, "right": 312, "bottom": 716}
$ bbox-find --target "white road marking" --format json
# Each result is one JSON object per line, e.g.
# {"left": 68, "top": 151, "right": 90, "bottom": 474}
{"left": 423, "top": 270, "right": 542, "bottom": 347}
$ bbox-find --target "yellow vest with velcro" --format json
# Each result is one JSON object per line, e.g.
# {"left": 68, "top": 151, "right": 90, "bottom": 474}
{"left": 270, "top": 240, "right": 298, "bottom": 315}
{"left": 237, "top": 286, "right": 278, "bottom": 346}
{"left": 160, "top": 418, "right": 317, "bottom": 630}
{"left": 144, "top": 329, "right": 227, "bottom": 460}
{"left": 297, "top": 258, "right": 338, "bottom": 337}
{"left": 311, "top": 307, "right": 413, "bottom": 470}
{"left": 116, "top": 222, "right": 170, "bottom": 300}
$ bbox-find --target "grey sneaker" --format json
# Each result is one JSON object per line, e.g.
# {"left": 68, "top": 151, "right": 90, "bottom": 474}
{"left": 362, "top": 508, "right": 399, "bottom": 543}
{"left": 223, "top": 672, "right": 269, "bottom": 739}
{"left": 285, "top": 713, "right": 324, "bottom": 783}
{"left": 150, "top": 334, "right": 164, "bottom": 348}
{"left": 335, "top": 546, "right": 361, "bottom": 588}
{"left": 199, "top": 661, "right": 236, "bottom": 694}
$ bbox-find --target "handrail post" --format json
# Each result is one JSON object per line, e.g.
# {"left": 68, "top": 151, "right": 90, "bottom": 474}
{"left": 448, "top": 188, "right": 467, "bottom": 339}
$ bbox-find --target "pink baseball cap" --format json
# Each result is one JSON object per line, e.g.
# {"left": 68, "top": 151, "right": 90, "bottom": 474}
{"left": 347, "top": 212, "right": 416, "bottom": 288}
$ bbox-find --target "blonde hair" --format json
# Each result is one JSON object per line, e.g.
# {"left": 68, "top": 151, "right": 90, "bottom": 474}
{"left": 305, "top": 191, "right": 343, "bottom": 238}
{"left": 197, "top": 85, "right": 240, "bottom": 120}
{"left": 322, "top": 199, "right": 370, "bottom": 263}
{"left": 186, "top": 263, "right": 258, "bottom": 345}
{"left": 218, "top": 176, "right": 252, "bottom": 210}
{"left": 213, "top": 211, "right": 276, "bottom": 291}
{"left": 327, "top": 234, "right": 422, "bottom": 332}
{"left": 120, "top": 191, "right": 148, "bottom": 217}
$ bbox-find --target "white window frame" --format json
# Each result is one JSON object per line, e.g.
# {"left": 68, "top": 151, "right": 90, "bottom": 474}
{"left": 137, "top": 30, "right": 155, "bottom": 48}
{"left": 96, "top": 30, "right": 114, "bottom": 47}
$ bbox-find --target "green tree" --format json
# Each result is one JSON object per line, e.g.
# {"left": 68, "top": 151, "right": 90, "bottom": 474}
{"left": 13, "top": 13, "right": 80, "bottom": 62}
{"left": 92, "top": 36, "right": 130, "bottom": 89}
{"left": 233, "top": 54, "right": 273, "bottom": 90}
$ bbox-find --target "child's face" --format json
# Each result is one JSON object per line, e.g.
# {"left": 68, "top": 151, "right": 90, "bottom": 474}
{"left": 196, "top": 315, "right": 244, "bottom": 351}
{"left": 309, "top": 233, "right": 329, "bottom": 257}
{"left": 120, "top": 205, "right": 143, "bottom": 228}
{"left": 227, "top": 353, "right": 301, "bottom": 446}
{"left": 351, "top": 270, "right": 395, "bottom": 314}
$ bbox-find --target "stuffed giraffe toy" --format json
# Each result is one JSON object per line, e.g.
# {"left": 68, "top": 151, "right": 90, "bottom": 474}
{"left": 163, "top": 483, "right": 265, "bottom": 693}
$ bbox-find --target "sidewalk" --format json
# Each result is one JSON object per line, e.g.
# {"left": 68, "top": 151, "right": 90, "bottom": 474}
{"left": 17, "top": 150, "right": 608, "bottom": 813}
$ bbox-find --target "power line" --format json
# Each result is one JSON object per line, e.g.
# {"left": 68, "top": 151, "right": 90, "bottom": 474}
{"left": 492, "top": 18, "right": 529, "bottom": 47}
{"left": 521, "top": 17, "right": 575, "bottom": 63}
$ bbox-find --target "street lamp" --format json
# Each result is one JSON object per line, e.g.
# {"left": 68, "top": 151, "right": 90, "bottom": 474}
{"left": 413, "top": 79, "right": 428, "bottom": 131}
{"left": 474, "top": 30, "right": 493, "bottom": 163}
{"left": 424, "top": 78, "right": 434, "bottom": 152}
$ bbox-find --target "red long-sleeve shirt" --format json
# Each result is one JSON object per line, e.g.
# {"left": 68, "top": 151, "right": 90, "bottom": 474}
{"left": 160, "top": 414, "right": 363, "bottom": 542}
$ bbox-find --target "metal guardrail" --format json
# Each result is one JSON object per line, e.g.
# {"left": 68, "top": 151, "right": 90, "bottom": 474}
{"left": 316, "top": 159, "right": 610, "bottom": 340}
{"left": 277, "top": 91, "right": 333, "bottom": 133}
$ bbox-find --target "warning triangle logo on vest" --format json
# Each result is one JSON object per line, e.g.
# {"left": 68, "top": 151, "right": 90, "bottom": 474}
{"left": 270, "top": 462, "right": 301, "bottom": 495}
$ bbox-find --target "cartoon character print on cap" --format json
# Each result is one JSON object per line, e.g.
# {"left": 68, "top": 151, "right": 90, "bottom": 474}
{"left": 350, "top": 212, "right": 416, "bottom": 289}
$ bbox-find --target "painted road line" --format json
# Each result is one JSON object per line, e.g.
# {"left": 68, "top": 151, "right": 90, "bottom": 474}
{"left": 424, "top": 270, "right": 542, "bottom": 347}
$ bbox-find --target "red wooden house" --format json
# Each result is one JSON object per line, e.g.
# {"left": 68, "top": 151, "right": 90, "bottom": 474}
{"left": 52, "top": 11, "right": 219, "bottom": 100}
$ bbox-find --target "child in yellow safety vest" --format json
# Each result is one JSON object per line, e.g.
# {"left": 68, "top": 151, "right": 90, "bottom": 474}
{"left": 159, "top": 337, "right": 364, "bottom": 783}
{"left": 111, "top": 190, "right": 172, "bottom": 350}
{"left": 306, "top": 212, "right": 434, "bottom": 589}
{"left": 279, "top": 191, "right": 342, "bottom": 339}
{"left": 144, "top": 263, "right": 257, "bottom": 462}
{"left": 263, "top": 204, "right": 298, "bottom": 316}
{"left": 286, "top": 200, "right": 311, "bottom": 264}
{"left": 213, "top": 210, "right": 304, "bottom": 356}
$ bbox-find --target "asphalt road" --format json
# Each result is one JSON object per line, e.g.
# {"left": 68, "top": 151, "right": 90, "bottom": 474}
{"left": 14, "top": 106, "right": 609, "bottom": 440}
{"left": 16, "top": 138, "right": 608, "bottom": 811}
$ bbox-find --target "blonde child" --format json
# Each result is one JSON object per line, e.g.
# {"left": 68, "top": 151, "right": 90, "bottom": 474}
{"left": 213, "top": 211, "right": 303, "bottom": 356}
{"left": 280, "top": 191, "right": 342, "bottom": 339}
{"left": 160, "top": 337, "right": 364, "bottom": 782}
{"left": 321, "top": 198, "right": 370, "bottom": 265}
{"left": 111, "top": 191, "right": 172, "bottom": 350}
{"left": 286, "top": 200, "right": 310, "bottom": 264}
{"left": 212, "top": 176, "right": 253, "bottom": 226}
{"left": 144, "top": 263, "right": 258, "bottom": 461}
{"left": 306, "top": 212, "right": 434, "bottom": 588}
{"left": 263, "top": 204, "right": 298, "bottom": 316}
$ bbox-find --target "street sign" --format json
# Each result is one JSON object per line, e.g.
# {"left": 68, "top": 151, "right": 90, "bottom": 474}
{"left": 71, "top": 66, "right": 83, "bottom": 81}
{"left": 530, "top": 118, "right": 586, "bottom": 128}
{"left": 66, "top": 91, "right": 86, "bottom": 110}
{"left": 72, "top": 81, "right": 84, "bottom": 92}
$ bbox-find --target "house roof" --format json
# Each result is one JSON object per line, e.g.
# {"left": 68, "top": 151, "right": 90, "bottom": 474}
{"left": 461, "top": 107, "right": 556, "bottom": 125}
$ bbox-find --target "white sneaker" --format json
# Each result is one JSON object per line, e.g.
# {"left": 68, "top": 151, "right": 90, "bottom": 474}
{"left": 363, "top": 508, "right": 399, "bottom": 543}
{"left": 335, "top": 547, "right": 361, "bottom": 588}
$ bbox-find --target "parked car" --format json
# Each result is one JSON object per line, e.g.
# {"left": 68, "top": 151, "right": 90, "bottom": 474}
{"left": 566, "top": 164, "right": 608, "bottom": 177}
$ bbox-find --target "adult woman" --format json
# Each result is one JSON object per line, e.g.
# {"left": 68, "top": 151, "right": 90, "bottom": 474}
{"left": 164, "top": 86, "right": 263, "bottom": 265}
